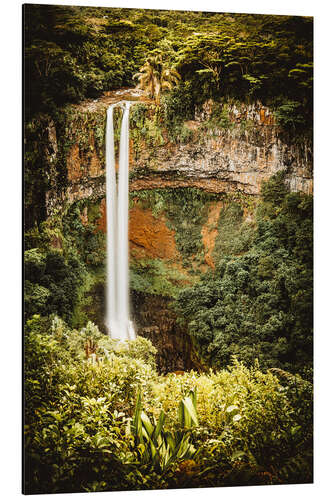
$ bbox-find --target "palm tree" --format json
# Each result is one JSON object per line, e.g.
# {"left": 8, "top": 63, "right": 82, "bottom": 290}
{"left": 133, "top": 54, "right": 180, "bottom": 104}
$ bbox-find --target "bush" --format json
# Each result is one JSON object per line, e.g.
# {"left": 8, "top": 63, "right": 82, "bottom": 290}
{"left": 24, "top": 248, "right": 86, "bottom": 323}
{"left": 24, "top": 316, "right": 312, "bottom": 493}
{"left": 148, "top": 359, "right": 312, "bottom": 487}
{"left": 24, "top": 318, "right": 160, "bottom": 493}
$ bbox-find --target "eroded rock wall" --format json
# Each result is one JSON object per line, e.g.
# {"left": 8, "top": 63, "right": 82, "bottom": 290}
{"left": 45, "top": 89, "right": 312, "bottom": 215}
{"left": 132, "top": 292, "right": 203, "bottom": 373}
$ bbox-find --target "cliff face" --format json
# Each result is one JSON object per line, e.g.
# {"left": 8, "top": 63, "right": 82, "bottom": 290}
{"left": 41, "top": 89, "right": 313, "bottom": 372}
{"left": 46, "top": 89, "right": 312, "bottom": 211}
{"left": 130, "top": 102, "right": 312, "bottom": 196}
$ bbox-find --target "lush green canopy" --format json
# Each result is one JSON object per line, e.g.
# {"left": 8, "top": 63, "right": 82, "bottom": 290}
{"left": 24, "top": 5, "right": 313, "bottom": 127}
{"left": 177, "top": 173, "right": 313, "bottom": 373}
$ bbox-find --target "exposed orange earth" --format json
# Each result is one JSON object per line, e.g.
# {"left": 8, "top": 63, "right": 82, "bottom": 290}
{"left": 95, "top": 198, "right": 179, "bottom": 261}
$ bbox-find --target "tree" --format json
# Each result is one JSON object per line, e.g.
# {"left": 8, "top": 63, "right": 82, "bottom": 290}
{"left": 177, "top": 33, "right": 227, "bottom": 92}
{"left": 133, "top": 54, "right": 180, "bottom": 104}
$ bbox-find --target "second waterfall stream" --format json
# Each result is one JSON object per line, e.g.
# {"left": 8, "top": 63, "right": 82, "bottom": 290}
{"left": 105, "top": 101, "right": 136, "bottom": 340}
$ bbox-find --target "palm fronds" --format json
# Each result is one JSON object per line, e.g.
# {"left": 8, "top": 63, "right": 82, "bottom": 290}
{"left": 133, "top": 55, "right": 180, "bottom": 103}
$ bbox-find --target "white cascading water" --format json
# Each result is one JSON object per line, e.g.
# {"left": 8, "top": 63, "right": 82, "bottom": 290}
{"left": 105, "top": 101, "right": 136, "bottom": 340}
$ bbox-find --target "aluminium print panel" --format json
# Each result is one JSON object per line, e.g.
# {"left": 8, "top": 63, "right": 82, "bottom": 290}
{"left": 23, "top": 3, "right": 313, "bottom": 494}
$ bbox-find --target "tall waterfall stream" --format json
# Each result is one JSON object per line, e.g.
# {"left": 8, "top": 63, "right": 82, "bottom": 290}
{"left": 105, "top": 101, "right": 135, "bottom": 340}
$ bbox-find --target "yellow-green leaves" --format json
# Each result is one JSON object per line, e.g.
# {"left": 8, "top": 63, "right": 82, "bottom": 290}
{"left": 178, "top": 389, "right": 198, "bottom": 428}
{"left": 131, "top": 390, "right": 198, "bottom": 471}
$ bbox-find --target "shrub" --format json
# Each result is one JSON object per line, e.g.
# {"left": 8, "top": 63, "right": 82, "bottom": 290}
{"left": 24, "top": 316, "right": 312, "bottom": 492}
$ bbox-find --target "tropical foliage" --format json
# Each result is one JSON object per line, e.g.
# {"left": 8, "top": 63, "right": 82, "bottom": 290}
{"left": 24, "top": 316, "right": 312, "bottom": 493}
{"left": 24, "top": 5, "right": 312, "bottom": 130}
{"left": 133, "top": 54, "right": 180, "bottom": 104}
{"left": 23, "top": 5, "right": 313, "bottom": 494}
{"left": 177, "top": 173, "right": 313, "bottom": 373}
{"left": 131, "top": 390, "right": 198, "bottom": 471}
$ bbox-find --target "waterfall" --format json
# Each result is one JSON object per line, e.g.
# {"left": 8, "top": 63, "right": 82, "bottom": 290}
{"left": 105, "top": 101, "right": 135, "bottom": 340}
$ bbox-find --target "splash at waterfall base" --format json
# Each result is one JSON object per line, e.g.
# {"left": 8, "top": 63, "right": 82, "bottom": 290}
{"left": 105, "top": 101, "right": 136, "bottom": 341}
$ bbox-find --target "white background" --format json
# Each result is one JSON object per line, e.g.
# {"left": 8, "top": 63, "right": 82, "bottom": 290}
{"left": 1, "top": 0, "right": 332, "bottom": 498}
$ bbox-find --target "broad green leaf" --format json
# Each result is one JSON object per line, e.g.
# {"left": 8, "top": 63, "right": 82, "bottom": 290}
{"left": 152, "top": 410, "right": 165, "bottom": 441}
{"left": 182, "top": 396, "right": 199, "bottom": 426}
{"left": 141, "top": 411, "right": 154, "bottom": 437}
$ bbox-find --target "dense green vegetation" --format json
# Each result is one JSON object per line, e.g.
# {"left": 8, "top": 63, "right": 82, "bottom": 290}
{"left": 130, "top": 258, "right": 189, "bottom": 299}
{"left": 177, "top": 174, "right": 313, "bottom": 373}
{"left": 24, "top": 315, "right": 312, "bottom": 493}
{"left": 24, "top": 196, "right": 106, "bottom": 326}
{"left": 127, "top": 176, "right": 312, "bottom": 374}
{"left": 24, "top": 5, "right": 312, "bottom": 128}
{"left": 24, "top": 5, "right": 313, "bottom": 494}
